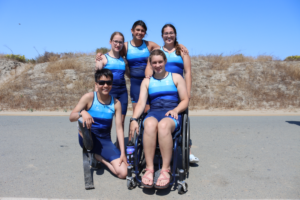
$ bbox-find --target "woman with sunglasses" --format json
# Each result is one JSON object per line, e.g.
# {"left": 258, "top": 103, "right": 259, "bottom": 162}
{"left": 70, "top": 69, "right": 128, "bottom": 179}
{"left": 96, "top": 20, "right": 188, "bottom": 114}
{"left": 95, "top": 31, "right": 128, "bottom": 128}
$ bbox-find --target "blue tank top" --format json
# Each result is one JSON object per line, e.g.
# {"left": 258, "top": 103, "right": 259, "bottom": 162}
{"left": 148, "top": 72, "right": 179, "bottom": 111}
{"left": 126, "top": 40, "right": 150, "bottom": 79}
{"left": 161, "top": 47, "right": 184, "bottom": 76}
{"left": 104, "top": 54, "right": 126, "bottom": 90}
{"left": 87, "top": 92, "right": 115, "bottom": 137}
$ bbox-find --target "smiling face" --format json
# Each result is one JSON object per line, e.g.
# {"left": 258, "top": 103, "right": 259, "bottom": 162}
{"left": 109, "top": 34, "right": 124, "bottom": 52}
{"left": 95, "top": 75, "right": 112, "bottom": 95}
{"left": 162, "top": 26, "right": 176, "bottom": 46}
{"left": 131, "top": 25, "right": 146, "bottom": 40}
{"left": 150, "top": 55, "right": 166, "bottom": 74}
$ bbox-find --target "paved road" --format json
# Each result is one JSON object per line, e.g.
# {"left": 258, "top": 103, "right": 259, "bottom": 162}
{"left": 0, "top": 116, "right": 299, "bottom": 199}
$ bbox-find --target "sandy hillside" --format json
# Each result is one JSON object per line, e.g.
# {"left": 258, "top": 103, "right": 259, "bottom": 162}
{"left": 0, "top": 55, "right": 299, "bottom": 112}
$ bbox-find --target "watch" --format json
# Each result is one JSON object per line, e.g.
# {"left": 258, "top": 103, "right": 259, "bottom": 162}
{"left": 130, "top": 117, "right": 138, "bottom": 123}
{"left": 78, "top": 111, "right": 82, "bottom": 118}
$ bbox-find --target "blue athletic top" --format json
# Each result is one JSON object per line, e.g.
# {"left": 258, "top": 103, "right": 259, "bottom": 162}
{"left": 87, "top": 92, "right": 115, "bottom": 138}
{"left": 161, "top": 47, "right": 184, "bottom": 77}
{"left": 104, "top": 54, "right": 126, "bottom": 91}
{"left": 148, "top": 72, "right": 179, "bottom": 111}
{"left": 126, "top": 40, "right": 150, "bottom": 79}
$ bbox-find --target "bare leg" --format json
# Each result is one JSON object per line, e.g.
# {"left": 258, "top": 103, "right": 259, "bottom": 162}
{"left": 156, "top": 118, "right": 175, "bottom": 187}
{"left": 94, "top": 154, "right": 127, "bottom": 179}
{"left": 142, "top": 117, "right": 158, "bottom": 186}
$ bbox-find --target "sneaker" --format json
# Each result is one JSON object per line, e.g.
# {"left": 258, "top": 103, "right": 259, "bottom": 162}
{"left": 189, "top": 154, "right": 199, "bottom": 163}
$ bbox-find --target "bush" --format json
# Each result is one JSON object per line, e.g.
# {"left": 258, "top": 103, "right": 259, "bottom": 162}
{"left": 36, "top": 51, "right": 61, "bottom": 63}
{"left": 5, "top": 54, "right": 26, "bottom": 62}
{"left": 284, "top": 55, "right": 300, "bottom": 61}
{"left": 96, "top": 47, "right": 109, "bottom": 54}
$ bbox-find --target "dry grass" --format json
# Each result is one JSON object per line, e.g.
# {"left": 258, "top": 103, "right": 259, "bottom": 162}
{"left": 0, "top": 53, "right": 299, "bottom": 111}
{"left": 189, "top": 55, "right": 300, "bottom": 110}
{"left": 0, "top": 55, "right": 95, "bottom": 111}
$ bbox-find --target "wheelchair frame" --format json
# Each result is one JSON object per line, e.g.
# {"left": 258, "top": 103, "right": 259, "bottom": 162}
{"left": 126, "top": 110, "right": 190, "bottom": 194}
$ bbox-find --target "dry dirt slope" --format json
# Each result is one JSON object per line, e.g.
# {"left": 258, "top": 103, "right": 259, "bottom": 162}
{"left": 0, "top": 55, "right": 299, "bottom": 111}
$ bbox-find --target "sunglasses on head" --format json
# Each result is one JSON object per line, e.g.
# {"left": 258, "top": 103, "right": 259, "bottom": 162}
{"left": 97, "top": 80, "right": 112, "bottom": 85}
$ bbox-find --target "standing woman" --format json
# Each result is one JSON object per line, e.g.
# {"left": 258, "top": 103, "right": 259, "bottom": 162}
{"left": 95, "top": 32, "right": 128, "bottom": 128}
{"left": 145, "top": 24, "right": 191, "bottom": 99}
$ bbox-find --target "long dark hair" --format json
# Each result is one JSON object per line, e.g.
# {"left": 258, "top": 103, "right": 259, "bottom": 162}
{"left": 161, "top": 24, "right": 180, "bottom": 56}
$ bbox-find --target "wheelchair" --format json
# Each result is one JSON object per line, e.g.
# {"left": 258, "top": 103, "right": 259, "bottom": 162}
{"left": 126, "top": 109, "right": 190, "bottom": 194}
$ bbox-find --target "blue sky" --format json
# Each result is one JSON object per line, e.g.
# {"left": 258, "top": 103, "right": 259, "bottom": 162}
{"left": 0, "top": 0, "right": 299, "bottom": 60}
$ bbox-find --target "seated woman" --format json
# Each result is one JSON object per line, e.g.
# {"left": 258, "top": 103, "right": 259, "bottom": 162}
{"left": 130, "top": 49, "right": 189, "bottom": 189}
{"left": 69, "top": 69, "right": 128, "bottom": 179}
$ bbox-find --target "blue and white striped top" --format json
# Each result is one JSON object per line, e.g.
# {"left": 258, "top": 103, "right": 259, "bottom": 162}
{"left": 126, "top": 40, "right": 150, "bottom": 79}
{"left": 161, "top": 47, "right": 184, "bottom": 77}
{"left": 87, "top": 92, "right": 115, "bottom": 137}
{"left": 148, "top": 72, "right": 179, "bottom": 111}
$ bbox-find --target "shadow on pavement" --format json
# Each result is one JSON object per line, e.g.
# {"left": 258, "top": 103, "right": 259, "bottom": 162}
{"left": 286, "top": 121, "right": 300, "bottom": 126}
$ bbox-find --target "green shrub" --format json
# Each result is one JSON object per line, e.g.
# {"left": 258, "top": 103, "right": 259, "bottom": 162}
{"left": 5, "top": 54, "right": 26, "bottom": 62}
{"left": 96, "top": 47, "right": 109, "bottom": 54}
{"left": 26, "top": 58, "right": 36, "bottom": 64}
{"left": 284, "top": 55, "right": 300, "bottom": 61}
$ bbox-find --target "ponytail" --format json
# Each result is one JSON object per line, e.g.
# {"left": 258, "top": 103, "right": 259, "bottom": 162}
{"left": 174, "top": 38, "right": 181, "bottom": 56}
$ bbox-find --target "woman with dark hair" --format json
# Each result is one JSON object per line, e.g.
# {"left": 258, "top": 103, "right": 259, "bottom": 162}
{"left": 69, "top": 69, "right": 128, "bottom": 179}
{"left": 96, "top": 20, "right": 188, "bottom": 114}
{"left": 130, "top": 49, "right": 189, "bottom": 189}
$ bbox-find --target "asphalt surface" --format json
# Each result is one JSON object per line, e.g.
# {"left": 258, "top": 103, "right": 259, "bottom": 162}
{"left": 0, "top": 116, "right": 299, "bottom": 199}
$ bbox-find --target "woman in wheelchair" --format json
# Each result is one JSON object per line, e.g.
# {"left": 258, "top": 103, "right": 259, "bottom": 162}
{"left": 130, "top": 49, "right": 189, "bottom": 189}
{"left": 69, "top": 69, "right": 128, "bottom": 179}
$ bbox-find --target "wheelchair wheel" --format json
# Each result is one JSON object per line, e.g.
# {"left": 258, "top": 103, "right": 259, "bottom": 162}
{"left": 178, "top": 182, "right": 188, "bottom": 194}
{"left": 181, "top": 114, "right": 188, "bottom": 172}
{"left": 185, "top": 117, "right": 190, "bottom": 173}
{"left": 127, "top": 179, "right": 136, "bottom": 190}
{"left": 135, "top": 132, "right": 145, "bottom": 172}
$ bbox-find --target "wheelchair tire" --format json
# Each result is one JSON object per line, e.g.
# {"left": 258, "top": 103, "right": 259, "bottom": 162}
{"left": 178, "top": 182, "right": 188, "bottom": 194}
{"left": 185, "top": 117, "right": 190, "bottom": 173}
{"left": 127, "top": 179, "right": 136, "bottom": 190}
{"left": 181, "top": 114, "right": 188, "bottom": 172}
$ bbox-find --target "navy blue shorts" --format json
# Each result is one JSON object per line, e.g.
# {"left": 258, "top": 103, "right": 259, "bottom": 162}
{"left": 110, "top": 89, "right": 128, "bottom": 115}
{"left": 78, "top": 133, "right": 121, "bottom": 162}
{"left": 143, "top": 110, "right": 182, "bottom": 133}
{"left": 130, "top": 78, "right": 149, "bottom": 104}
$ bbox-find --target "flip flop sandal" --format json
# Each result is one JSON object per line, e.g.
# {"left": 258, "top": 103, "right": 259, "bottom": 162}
{"left": 141, "top": 168, "right": 154, "bottom": 188}
{"left": 154, "top": 169, "right": 171, "bottom": 189}
{"left": 189, "top": 154, "right": 199, "bottom": 163}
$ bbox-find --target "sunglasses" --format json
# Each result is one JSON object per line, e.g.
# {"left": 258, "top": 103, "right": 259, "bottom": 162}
{"left": 97, "top": 80, "right": 112, "bottom": 85}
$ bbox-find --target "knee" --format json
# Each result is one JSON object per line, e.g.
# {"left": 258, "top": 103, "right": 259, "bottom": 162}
{"left": 158, "top": 122, "right": 172, "bottom": 136}
{"left": 116, "top": 168, "right": 127, "bottom": 179}
{"left": 144, "top": 120, "right": 157, "bottom": 134}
